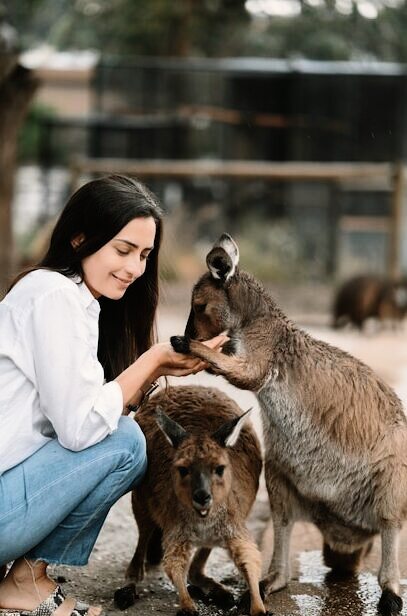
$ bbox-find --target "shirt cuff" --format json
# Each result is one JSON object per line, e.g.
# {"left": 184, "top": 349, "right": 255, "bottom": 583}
{"left": 93, "top": 380, "right": 124, "bottom": 432}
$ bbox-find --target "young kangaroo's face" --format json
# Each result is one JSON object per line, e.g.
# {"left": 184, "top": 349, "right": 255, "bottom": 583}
{"left": 172, "top": 437, "right": 231, "bottom": 517}
{"left": 155, "top": 407, "right": 251, "bottom": 518}
{"left": 186, "top": 276, "right": 232, "bottom": 341}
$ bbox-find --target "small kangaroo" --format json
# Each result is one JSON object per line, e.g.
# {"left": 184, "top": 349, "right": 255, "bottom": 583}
{"left": 333, "top": 274, "right": 407, "bottom": 329}
{"left": 127, "top": 385, "right": 267, "bottom": 616}
{"left": 171, "top": 233, "right": 407, "bottom": 616}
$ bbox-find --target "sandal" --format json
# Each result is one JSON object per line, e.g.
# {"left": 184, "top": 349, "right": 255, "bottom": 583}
{"left": 0, "top": 585, "right": 95, "bottom": 616}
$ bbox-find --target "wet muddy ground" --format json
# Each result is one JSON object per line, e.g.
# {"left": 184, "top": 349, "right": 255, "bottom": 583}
{"left": 49, "top": 297, "right": 407, "bottom": 616}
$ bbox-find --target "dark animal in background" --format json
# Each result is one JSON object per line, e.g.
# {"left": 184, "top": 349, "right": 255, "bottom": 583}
{"left": 127, "top": 385, "right": 266, "bottom": 616}
{"left": 171, "top": 233, "right": 407, "bottom": 616}
{"left": 333, "top": 274, "right": 407, "bottom": 329}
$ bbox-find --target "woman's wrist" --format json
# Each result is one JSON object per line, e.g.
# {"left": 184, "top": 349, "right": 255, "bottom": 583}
{"left": 126, "top": 379, "right": 159, "bottom": 414}
{"left": 115, "top": 344, "right": 163, "bottom": 410}
{"left": 145, "top": 344, "right": 164, "bottom": 380}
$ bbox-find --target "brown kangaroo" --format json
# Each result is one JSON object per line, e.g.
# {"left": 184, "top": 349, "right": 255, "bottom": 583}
{"left": 333, "top": 274, "right": 407, "bottom": 329}
{"left": 126, "top": 385, "right": 267, "bottom": 616}
{"left": 171, "top": 233, "right": 407, "bottom": 616}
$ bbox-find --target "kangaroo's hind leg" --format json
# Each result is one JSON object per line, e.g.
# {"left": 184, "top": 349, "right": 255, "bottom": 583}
{"left": 188, "top": 547, "right": 235, "bottom": 609}
{"left": 377, "top": 525, "right": 403, "bottom": 615}
{"left": 126, "top": 493, "right": 158, "bottom": 582}
{"left": 146, "top": 526, "right": 163, "bottom": 565}
{"left": 262, "top": 461, "right": 299, "bottom": 594}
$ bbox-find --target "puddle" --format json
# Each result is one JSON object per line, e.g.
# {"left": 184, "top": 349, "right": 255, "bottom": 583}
{"left": 298, "top": 550, "right": 330, "bottom": 586}
{"left": 292, "top": 593, "right": 325, "bottom": 615}
{"left": 292, "top": 549, "right": 407, "bottom": 615}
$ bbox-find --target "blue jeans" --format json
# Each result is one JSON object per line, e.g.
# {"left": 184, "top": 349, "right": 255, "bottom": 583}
{"left": 0, "top": 417, "right": 146, "bottom": 566}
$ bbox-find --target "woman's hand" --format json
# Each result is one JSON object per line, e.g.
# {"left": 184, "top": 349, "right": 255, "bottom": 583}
{"left": 116, "top": 333, "right": 229, "bottom": 409}
{"left": 150, "top": 333, "right": 229, "bottom": 378}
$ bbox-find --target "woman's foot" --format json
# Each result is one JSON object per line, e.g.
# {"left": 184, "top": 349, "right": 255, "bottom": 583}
{"left": 0, "top": 559, "right": 102, "bottom": 616}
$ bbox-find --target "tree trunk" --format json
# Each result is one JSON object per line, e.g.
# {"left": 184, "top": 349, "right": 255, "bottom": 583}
{"left": 0, "top": 61, "right": 38, "bottom": 296}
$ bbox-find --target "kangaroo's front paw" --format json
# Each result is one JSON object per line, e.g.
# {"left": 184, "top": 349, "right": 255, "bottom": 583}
{"left": 176, "top": 609, "right": 199, "bottom": 616}
{"left": 378, "top": 589, "right": 403, "bottom": 615}
{"left": 262, "top": 571, "right": 288, "bottom": 595}
{"left": 171, "top": 335, "right": 191, "bottom": 354}
{"left": 113, "top": 583, "right": 139, "bottom": 610}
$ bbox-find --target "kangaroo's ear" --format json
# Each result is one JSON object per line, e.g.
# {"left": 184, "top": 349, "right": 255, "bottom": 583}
{"left": 212, "top": 408, "right": 252, "bottom": 448}
{"left": 155, "top": 407, "right": 188, "bottom": 448}
{"left": 206, "top": 233, "right": 239, "bottom": 283}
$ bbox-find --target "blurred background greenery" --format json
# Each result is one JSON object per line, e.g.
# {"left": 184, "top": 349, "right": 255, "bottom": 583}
{"left": 5, "top": 0, "right": 407, "bottom": 62}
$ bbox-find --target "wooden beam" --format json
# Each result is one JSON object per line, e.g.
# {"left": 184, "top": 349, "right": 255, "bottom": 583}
{"left": 71, "top": 158, "right": 392, "bottom": 184}
{"left": 339, "top": 216, "right": 390, "bottom": 233}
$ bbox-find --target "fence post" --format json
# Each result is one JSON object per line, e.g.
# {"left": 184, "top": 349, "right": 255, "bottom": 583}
{"left": 389, "top": 162, "right": 404, "bottom": 279}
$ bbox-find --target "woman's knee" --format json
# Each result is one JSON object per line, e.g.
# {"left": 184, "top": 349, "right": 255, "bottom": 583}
{"left": 110, "top": 416, "right": 147, "bottom": 477}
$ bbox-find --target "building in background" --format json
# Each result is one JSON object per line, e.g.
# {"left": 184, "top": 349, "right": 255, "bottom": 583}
{"left": 21, "top": 46, "right": 98, "bottom": 117}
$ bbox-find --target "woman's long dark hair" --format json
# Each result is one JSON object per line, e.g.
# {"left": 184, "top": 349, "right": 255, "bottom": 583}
{"left": 12, "top": 175, "right": 163, "bottom": 381}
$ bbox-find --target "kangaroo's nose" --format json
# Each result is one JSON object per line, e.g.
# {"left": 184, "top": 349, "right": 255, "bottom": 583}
{"left": 193, "top": 490, "right": 212, "bottom": 506}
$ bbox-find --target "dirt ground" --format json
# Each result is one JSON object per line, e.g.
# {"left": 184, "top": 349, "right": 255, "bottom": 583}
{"left": 48, "top": 284, "right": 407, "bottom": 616}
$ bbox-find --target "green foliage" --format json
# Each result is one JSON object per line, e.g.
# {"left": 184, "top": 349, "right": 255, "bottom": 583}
{"left": 1, "top": 0, "right": 62, "bottom": 49}
{"left": 4, "top": 0, "right": 407, "bottom": 63}
{"left": 243, "top": 3, "right": 407, "bottom": 62}
{"left": 2, "top": 0, "right": 249, "bottom": 57}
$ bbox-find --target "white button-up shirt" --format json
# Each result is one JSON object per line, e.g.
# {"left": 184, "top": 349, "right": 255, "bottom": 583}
{"left": 0, "top": 269, "right": 124, "bottom": 475}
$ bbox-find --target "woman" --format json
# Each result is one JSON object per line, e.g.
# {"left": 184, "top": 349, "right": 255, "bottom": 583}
{"left": 0, "top": 175, "right": 227, "bottom": 616}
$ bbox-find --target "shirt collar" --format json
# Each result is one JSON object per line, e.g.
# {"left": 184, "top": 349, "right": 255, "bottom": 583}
{"left": 73, "top": 276, "right": 100, "bottom": 315}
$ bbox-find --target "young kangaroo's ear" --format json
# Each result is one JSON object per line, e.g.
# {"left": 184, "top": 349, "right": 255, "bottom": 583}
{"left": 206, "top": 233, "right": 239, "bottom": 283}
{"left": 212, "top": 408, "right": 252, "bottom": 448}
{"left": 155, "top": 407, "right": 189, "bottom": 448}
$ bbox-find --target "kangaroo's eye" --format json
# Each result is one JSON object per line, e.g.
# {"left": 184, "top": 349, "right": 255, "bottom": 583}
{"left": 215, "top": 465, "right": 225, "bottom": 477}
{"left": 194, "top": 303, "right": 207, "bottom": 314}
{"left": 178, "top": 466, "right": 189, "bottom": 478}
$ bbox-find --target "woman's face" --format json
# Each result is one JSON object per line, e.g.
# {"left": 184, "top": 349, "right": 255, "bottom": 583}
{"left": 81, "top": 216, "right": 157, "bottom": 299}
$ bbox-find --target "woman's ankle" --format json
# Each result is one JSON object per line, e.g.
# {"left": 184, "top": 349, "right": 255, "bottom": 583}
{"left": 7, "top": 558, "right": 48, "bottom": 584}
{"left": 0, "top": 559, "right": 57, "bottom": 611}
